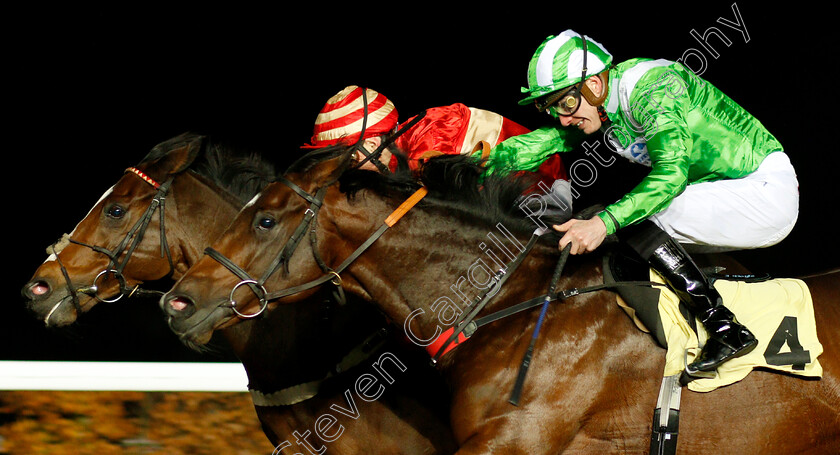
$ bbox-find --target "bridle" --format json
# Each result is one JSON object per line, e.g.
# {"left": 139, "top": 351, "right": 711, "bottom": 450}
{"left": 203, "top": 169, "right": 428, "bottom": 319}
{"left": 48, "top": 167, "right": 175, "bottom": 310}
{"left": 203, "top": 87, "right": 429, "bottom": 318}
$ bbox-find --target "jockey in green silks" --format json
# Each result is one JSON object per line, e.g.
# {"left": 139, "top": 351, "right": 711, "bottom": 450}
{"left": 483, "top": 30, "right": 799, "bottom": 375}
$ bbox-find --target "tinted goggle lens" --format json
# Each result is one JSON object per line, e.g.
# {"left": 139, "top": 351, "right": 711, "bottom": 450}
{"left": 535, "top": 86, "right": 581, "bottom": 116}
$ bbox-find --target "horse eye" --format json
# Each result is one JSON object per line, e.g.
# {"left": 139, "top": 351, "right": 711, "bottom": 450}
{"left": 106, "top": 204, "right": 126, "bottom": 219}
{"left": 257, "top": 216, "right": 276, "bottom": 230}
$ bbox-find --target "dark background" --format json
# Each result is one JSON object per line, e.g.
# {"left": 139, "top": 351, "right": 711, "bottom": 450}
{"left": 5, "top": 4, "right": 837, "bottom": 362}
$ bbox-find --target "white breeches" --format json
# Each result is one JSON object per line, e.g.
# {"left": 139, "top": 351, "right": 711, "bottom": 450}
{"left": 650, "top": 152, "right": 799, "bottom": 252}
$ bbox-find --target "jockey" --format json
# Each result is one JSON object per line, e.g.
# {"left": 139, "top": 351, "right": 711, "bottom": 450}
{"left": 302, "top": 85, "right": 573, "bottom": 220}
{"left": 491, "top": 30, "right": 799, "bottom": 374}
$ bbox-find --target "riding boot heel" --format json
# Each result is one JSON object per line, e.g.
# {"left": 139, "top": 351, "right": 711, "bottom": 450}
{"left": 686, "top": 309, "right": 758, "bottom": 373}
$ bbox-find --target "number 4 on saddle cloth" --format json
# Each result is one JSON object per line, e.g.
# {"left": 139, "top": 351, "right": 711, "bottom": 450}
{"left": 603, "top": 251, "right": 824, "bottom": 393}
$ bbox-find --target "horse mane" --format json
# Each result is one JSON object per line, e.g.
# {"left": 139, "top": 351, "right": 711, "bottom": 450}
{"left": 290, "top": 145, "right": 549, "bottom": 238}
{"left": 188, "top": 139, "right": 279, "bottom": 203}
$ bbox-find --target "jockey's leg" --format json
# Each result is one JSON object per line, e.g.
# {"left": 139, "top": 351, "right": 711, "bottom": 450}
{"left": 649, "top": 152, "right": 799, "bottom": 252}
{"left": 620, "top": 221, "right": 757, "bottom": 373}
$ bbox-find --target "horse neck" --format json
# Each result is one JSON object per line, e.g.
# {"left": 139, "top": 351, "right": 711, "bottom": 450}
{"left": 324, "top": 191, "right": 572, "bottom": 344}
{"left": 228, "top": 294, "right": 390, "bottom": 394}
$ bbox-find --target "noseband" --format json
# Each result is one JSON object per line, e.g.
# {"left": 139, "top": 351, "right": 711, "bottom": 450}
{"left": 49, "top": 167, "right": 175, "bottom": 308}
{"left": 204, "top": 174, "right": 428, "bottom": 319}
{"left": 204, "top": 176, "right": 329, "bottom": 318}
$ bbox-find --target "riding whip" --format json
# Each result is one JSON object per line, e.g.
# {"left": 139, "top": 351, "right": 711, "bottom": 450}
{"left": 509, "top": 243, "right": 571, "bottom": 406}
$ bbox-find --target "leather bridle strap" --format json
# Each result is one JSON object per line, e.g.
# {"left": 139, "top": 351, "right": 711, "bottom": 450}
{"left": 57, "top": 168, "right": 175, "bottom": 303}
{"left": 263, "top": 178, "right": 328, "bottom": 279}
{"left": 202, "top": 176, "right": 327, "bottom": 317}
{"left": 204, "top": 185, "right": 428, "bottom": 317}
{"left": 268, "top": 185, "right": 428, "bottom": 301}
{"left": 354, "top": 109, "right": 428, "bottom": 172}
{"left": 70, "top": 168, "right": 175, "bottom": 274}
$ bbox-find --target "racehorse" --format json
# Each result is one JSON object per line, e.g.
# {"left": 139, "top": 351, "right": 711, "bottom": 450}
{"left": 22, "top": 133, "right": 458, "bottom": 454}
{"left": 163, "top": 146, "right": 840, "bottom": 454}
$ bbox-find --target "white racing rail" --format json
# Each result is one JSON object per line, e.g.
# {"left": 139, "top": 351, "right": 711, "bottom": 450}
{"left": 0, "top": 361, "right": 249, "bottom": 392}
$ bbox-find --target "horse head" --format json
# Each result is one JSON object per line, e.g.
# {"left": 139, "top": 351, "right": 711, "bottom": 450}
{"left": 161, "top": 146, "right": 544, "bottom": 348}
{"left": 22, "top": 133, "right": 206, "bottom": 326}
{"left": 161, "top": 145, "right": 364, "bottom": 345}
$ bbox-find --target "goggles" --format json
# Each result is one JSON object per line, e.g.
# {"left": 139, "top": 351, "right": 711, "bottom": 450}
{"left": 535, "top": 85, "right": 582, "bottom": 117}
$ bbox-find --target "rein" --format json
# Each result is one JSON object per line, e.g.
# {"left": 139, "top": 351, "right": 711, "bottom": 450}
{"left": 49, "top": 167, "right": 175, "bottom": 309}
{"left": 349, "top": 86, "right": 428, "bottom": 174}
{"left": 424, "top": 246, "right": 670, "bottom": 364}
{"left": 205, "top": 171, "right": 670, "bottom": 357}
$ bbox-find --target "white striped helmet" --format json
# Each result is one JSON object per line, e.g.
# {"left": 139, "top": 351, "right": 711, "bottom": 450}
{"left": 519, "top": 30, "right": 613, "bottom": 106}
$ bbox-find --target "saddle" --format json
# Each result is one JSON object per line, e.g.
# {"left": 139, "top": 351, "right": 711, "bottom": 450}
{"left": 602, "top": 246, "right": 691, "bottom": 349}
{"left": 603, "top": 247, "right": 824, "bottom": 392}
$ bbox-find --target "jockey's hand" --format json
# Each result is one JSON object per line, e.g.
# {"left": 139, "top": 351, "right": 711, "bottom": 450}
{"left": 553, "top": 217, "right": 607, "bottom": 255}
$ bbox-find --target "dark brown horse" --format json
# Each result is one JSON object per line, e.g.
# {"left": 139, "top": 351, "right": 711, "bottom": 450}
{"left": 163, "top": 147, "right": 840, "bottom": 454}
{"left": 22, "top": 133, "right": 457, "bottom": 454}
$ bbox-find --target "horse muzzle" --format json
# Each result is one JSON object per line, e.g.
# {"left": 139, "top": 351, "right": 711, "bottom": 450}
{"left": 21, "top": 277, "right": 79, "bottom": 327}
{"left": 160, "top": 290, "right": 237, "bottom": 347}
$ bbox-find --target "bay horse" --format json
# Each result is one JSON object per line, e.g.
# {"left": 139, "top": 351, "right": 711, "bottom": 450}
{"left": 22, "top": 133, "right": 458, "bottom": 454}
{"left": 163, "top": 146, "right": 840, "bottom": 454}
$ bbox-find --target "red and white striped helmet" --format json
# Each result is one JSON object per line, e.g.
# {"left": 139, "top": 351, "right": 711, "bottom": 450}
{"left": 302, "top": 86, "right": 399, "bottom": 149}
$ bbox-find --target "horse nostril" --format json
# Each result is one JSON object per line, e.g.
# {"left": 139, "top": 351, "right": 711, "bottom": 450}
{"left": 165, "top": 295, "right": 195, "bottom": 317}
{"left": 26, "top": 280, "right": 51, "bottom": 298}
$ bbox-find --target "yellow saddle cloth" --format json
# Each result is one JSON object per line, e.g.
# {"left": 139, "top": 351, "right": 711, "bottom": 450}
{"left": 650, "top": 271, "right": 824, "bottom": 392}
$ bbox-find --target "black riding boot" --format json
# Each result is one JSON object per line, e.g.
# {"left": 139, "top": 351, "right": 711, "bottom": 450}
{"left": 621, "top": 221, "right": 758, "bottom": 374}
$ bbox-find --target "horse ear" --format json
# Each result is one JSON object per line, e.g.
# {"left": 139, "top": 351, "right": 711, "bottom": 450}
{"left": 306, "top": 150, "right": 355, "bottom": 188}
{"left": 138, "top": 132, "right": 205, "bottom": 176}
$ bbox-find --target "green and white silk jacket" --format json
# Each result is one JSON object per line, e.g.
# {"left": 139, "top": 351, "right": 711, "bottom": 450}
{"left": 484, "top": 58, "right": 783, "bottom": 235}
